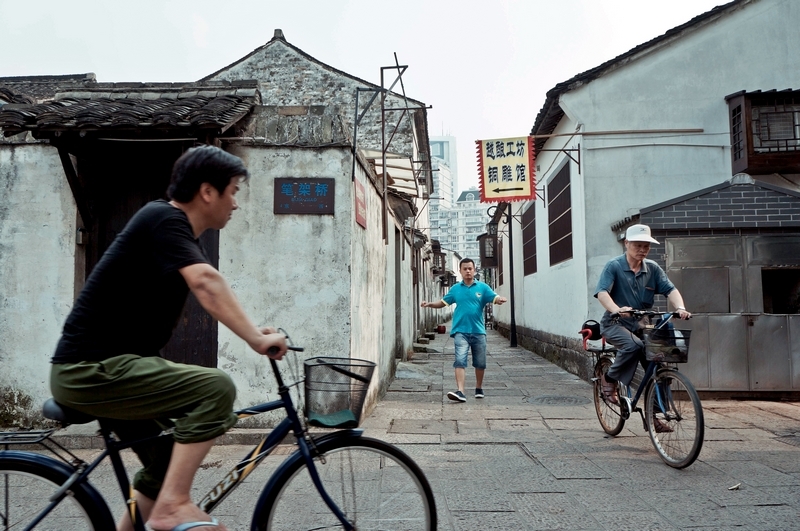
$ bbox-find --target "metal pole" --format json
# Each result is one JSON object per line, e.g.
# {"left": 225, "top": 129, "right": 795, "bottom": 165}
{"left": 380, "top": 70, "right": 388, "bottom": 243}
{"left": 507, "top": 207, "right": 518, "bottom": 347}
{"left": 351, "top": 89, "right": 360, "bottom": 182}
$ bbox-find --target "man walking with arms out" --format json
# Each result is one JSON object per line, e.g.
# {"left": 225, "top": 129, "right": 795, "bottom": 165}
{"left": 421, "top": 258, "right": 507, "bottom": 402}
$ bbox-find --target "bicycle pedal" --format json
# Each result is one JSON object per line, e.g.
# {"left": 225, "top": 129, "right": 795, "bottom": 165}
{"left": 620, "top": 396, "right": 633, "bottom": 419}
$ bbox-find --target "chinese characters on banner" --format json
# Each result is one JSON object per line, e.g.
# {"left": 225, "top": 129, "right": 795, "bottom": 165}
{"left": 475, "top": 136, "right": 536, "bottom": 203}
{"left": 274, "top": 178, "right": 335, "bottom": 214}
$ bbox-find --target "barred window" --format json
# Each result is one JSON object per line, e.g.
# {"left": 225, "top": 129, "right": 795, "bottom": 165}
{"left": 547, "top": 164, "right": 572, "bottom": 266}
{"left": 522, "top": 203, "right": 537, "bottom": 276}
{"left": 731, "top": 103, "right": 743, "bottom": 162}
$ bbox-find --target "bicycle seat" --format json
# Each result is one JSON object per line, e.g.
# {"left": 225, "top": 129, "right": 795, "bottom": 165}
{"left": 42, "top": 398, "right": 96, "bottom": 425}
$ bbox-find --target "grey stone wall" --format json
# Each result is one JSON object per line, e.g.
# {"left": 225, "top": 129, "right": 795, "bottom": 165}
{"left": 206, "top": 40, "right": 419, "bottom": 156}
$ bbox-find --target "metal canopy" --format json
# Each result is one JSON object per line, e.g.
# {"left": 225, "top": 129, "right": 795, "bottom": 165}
{"left": 349, "top": 53, "right": 432, "bottom": 243}
{"left": 360, "top": 148, "right": 423, "bottom": 194}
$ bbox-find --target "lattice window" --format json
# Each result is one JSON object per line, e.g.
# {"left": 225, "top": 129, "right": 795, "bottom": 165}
{"left": 752, "top": 102, "right": 800, "bottom": 153}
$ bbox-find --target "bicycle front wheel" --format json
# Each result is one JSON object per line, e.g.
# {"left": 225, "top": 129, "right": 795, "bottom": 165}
{"left": 645, "top": 368, "right": 704, "bottom": 468}
{"left": 593, "top": 357, "right": 625, "bottom": 436}
{"left": 255, "top": 435, "right": 436, "bottom": 530}
{"left": 0, "top": 451, "right": 115, "bottom": 530}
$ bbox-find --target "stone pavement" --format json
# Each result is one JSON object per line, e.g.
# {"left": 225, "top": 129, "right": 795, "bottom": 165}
{"left": 12, "top": 325, "right": 800, "bottom": 529}
{"left": 361, "top": 325, "right": 800, "bottom": 530}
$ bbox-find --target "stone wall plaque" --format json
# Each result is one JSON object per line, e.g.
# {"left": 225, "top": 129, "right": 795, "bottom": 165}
{"left": 274, "top": 178, "right": 335, "bottom": 215}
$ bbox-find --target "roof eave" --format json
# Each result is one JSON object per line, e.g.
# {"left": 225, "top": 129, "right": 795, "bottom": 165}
{"left": 531, "top": 0, "right": 747, "bottom": 146}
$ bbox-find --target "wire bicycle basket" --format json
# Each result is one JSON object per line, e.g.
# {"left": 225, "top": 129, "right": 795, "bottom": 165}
{"left": 303, "top": 357, "right": 375, "bottom": 429}
{"left": 643, "top": 328, "right": 691, "bottom": 363}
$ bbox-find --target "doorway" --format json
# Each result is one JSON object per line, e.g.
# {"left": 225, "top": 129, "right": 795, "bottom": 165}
{"left": 78, "top": 140, "right": 219, "bottom": 367}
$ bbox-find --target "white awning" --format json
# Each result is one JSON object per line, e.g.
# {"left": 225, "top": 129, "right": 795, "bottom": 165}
{"left": 360, "top": 148, "right": 424, "bottom": 197}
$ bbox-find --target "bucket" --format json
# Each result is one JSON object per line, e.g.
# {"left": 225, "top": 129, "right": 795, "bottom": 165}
{"left": 437, "top": 324, "right": 446, "bottom": 334}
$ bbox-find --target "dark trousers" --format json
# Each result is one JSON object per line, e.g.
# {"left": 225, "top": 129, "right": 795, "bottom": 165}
{"left": 51, "top": 354, "right": 238, "bottom": 499}
{"left": 601, "top": 324, "right": 647, "bottom": 387}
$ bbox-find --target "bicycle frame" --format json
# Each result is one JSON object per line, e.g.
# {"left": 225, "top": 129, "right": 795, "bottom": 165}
{"left": 5, "top": 356, "right": 361, "bottom": 531}
{"left": 607, "top": 313, "right": 676, "bottom": 426}
{"left": 618, "top": 360, "right": 657, "bottom": 420}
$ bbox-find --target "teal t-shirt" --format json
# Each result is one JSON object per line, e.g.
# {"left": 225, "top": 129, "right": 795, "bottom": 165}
{"left": 442, "top": 280, "right": 497, "bottom": 336}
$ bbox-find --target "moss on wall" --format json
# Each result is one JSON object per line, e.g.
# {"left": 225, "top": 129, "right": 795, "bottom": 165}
{"left": 0, "top": 386, "right": 44, "bottom": 428}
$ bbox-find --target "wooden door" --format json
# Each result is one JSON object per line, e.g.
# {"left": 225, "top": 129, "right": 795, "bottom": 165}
{"left": 80, "top": 141, "right": 218, "bottom": 367}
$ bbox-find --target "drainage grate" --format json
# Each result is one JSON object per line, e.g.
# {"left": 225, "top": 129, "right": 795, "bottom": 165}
{"left": 525, "top": 395, "right": 591, "bottom": 406}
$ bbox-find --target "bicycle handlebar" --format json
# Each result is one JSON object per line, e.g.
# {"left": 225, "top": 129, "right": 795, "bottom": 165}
{"left": 610, "top": 309, "right": 689, "bottom": 319}
{"left": 267, "top": 345, "right": 304, "bottom": 356}
{"left": 266, "top": 329, "right": 304, "bottom": 357}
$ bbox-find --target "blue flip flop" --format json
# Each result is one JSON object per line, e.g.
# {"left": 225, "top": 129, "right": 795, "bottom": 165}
{"left": 171, "top": 518, "right": 219, "bottom": 531}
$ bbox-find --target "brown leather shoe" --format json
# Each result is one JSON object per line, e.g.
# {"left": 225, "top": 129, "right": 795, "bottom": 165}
{"left": 653, "top": 417, "right": 674, "bottom": 433}
{"left": 600, "top": 373, "right": 619, "bottom": 405}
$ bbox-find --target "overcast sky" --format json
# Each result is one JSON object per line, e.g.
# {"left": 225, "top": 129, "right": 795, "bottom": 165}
{"left": 1, "top": 0, "right": 726, "bottom": 193}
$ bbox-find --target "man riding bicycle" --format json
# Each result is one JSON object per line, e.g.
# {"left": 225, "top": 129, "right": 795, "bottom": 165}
{"left": 594, "top": 224, "right": 691, "bottom": 427}
{"left": 50, "top": 146, "right": 287, "bottom": 531}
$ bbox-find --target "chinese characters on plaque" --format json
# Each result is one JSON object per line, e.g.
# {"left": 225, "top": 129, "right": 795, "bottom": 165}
{"left": 274, "top": 178, "right": 335, "bottom": 214}
{"left": 475, "top": 136, "right": 536, "bottom": 203}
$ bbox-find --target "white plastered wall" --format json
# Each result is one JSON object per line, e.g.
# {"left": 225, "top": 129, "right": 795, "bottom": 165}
{"left": 509, "top": 0, "right": 800, "bottom": 339}
{"left": 219, "top": 145, "right": 411, "bottom": 424}
{"left": 0, "top": 143, "right": 75, "bottom": 423}
{"left": 218, "top": 145, "right": 353, "bottom": 423}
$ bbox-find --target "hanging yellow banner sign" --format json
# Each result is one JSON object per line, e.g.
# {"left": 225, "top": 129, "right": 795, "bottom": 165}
{"left": 475, "top": 136, "right": 536, "bottom": 203}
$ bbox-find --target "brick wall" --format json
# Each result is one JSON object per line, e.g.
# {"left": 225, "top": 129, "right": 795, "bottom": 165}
{"left": 641, "top": 182, "right": 800, "bottom": 231}
{"left": 635, "top": 181, "right": 800, "bottom": 313}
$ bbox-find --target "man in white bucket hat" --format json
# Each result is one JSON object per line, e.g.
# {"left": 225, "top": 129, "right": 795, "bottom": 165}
{"left": 593, "top": 224, "right": 691, "bottom": 430}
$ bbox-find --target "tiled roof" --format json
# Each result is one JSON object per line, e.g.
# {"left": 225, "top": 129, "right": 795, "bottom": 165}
{"left": 388, "top": 187, "right": 418, "bottom": 223}
{"left": 0, "top": 73, "right": 97, "bottom": 103}
{"left": 0, "top": 81, "right": 260, "bottom": 137}
{"left": 0, "top": 87, "right": 35, "bottom": 105}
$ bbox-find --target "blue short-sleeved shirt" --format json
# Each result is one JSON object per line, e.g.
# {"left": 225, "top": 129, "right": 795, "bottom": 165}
{"left": 594, "top": 254, "right": 675, "bottom": 315}
{"left": 442, "top": 280, "right": 498, "bottom": 336}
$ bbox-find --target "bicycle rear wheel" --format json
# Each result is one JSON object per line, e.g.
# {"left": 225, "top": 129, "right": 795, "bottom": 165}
{"left": 593, "top": 357, "right": 625, "bottom": 436}
{"left": 0, "top": 451, "right": 115, "bottom": 530}
{"left": 255, "top": 435, "right": 436, "bottom": 530}
{"left": 645, "top": 368, "right": 704, "bottom": 468}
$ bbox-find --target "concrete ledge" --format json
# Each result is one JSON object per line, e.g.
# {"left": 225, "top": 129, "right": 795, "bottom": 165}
{"left": 413, "top": 344, "right": 441, "bottom": 353}
{"left": 495, "top": 324, "right": 593, "bottom": 382}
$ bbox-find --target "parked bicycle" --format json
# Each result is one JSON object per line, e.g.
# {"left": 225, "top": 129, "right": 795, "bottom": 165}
{"left": 579, "top": 310, "right": 704, "bottom": 468}
{"left": 0, "top": 332, "right": 437, "bottom": 530}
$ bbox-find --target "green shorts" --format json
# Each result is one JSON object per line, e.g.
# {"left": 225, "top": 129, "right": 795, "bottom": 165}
{"left": 51, "top": 354, "right": 238, "bottom": 499}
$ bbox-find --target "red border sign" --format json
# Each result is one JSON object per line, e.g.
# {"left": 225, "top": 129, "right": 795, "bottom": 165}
{"left": 476, "top": 136, "right": 536, "bottom": 203}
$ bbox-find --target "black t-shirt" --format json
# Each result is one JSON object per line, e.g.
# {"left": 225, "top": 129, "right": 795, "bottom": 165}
{"left": 52, "top": 200, "right": 209, "bottom": 363}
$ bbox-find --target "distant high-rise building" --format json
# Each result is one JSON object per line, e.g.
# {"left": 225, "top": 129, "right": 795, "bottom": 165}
{"left": 451, "top": 188, "right": 490, "bottom": 264}
{"left": 429, "top": 135, "right": 458, "bottom": 201}
{"left": 429, "top": 138, "right": 488, "bottom": 270}
{"left": 429, "top": 159, "right": 453, "bottom": 251}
